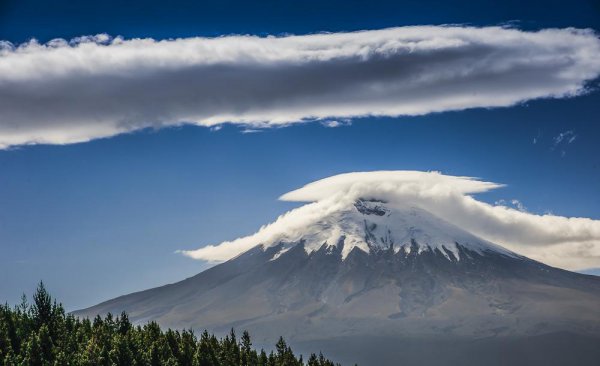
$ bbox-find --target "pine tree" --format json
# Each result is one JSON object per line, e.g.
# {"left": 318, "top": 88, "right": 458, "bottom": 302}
{"left": 149, "top": 336, "right": 175, "bottom": 366}
{"left": 307, "top": 353, "right": 319, "bottom": 366}
{"left": 32, "top": 282, "right": 52, "bottom": 330}
{"left": 109, "top": 333, "right": 134, "bottom": 366}
{"left": 258, "top": 350, "right": 268, "bottom": 366}
{"left": 240, "top": 330, "right": 252, "bottom": 366}
{"left": 274, "top": 337, "right": 297, "bottom": 366}
{"left": 178, "top": 330, "right": 196, "bottom": 366}
{"left": 117, "top": 312, "right": 132, "bottom": 336}
{"left": 267, "top": 351, "right": 276, "bottom": 366}
{"left": 194, "top": 331, "right": 217, "bottom": 366}
{"left": 221, "top": 329, "right": 240, "bottom": 366}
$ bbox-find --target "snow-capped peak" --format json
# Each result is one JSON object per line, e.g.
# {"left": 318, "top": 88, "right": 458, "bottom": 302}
{"left": 265, "top": 198, "right": 515, "bottom": 261}
{"left": 180, "top": 171, "right": 537, "bottom": 263}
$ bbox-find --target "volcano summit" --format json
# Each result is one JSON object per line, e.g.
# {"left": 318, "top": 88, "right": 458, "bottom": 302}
{"left": 76, "top": 171, "right": 600, "bottom": 366}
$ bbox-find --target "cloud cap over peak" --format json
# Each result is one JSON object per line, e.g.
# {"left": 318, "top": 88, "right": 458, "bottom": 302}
{"left": 1, "top": 26, "right": 600, "bottom": 148}
{"left": 280, "top": 170, "right": 503, "bottom": 202}
{"left": 181, "top": 171, "right": 600, "bottom": 270}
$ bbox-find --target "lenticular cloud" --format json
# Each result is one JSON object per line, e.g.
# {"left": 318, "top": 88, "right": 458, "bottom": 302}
{"left": 180, "top": 171, "right": 600, "bottom": 270}
{"left": 1, "top": 26, "right": 600, "bottom": 148}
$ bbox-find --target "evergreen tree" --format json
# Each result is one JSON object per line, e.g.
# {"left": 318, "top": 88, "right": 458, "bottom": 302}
{"left": 109, "top": 333, "right": 134, "bottom": 366}
{"left": 307, "top": 353, "right": 318, "bottom": 366}
{"left": 177, "top": 330, "right": 196, "bottom": 366}
{"left": 149, "top": 336, "right": 175, "bottom": 366}
{"left": 274, "top": 337, "right": 298, "bottom": 366}
{"left": 240, "top": 330, "right": 253, "bottom": 366}
{"left": 32, "top": 282, "right": 52, "bottom": 330}
{"left": 258, "top": 350, "right": 268, "bottom": 366}
{"left": 194, "top": 331, "right": 218, "bottom": 366}
{"left": 117, "top": 312, "right": 132, "bottom": 336}
{"left": 221, "top": 329, "right": 240, "bottom": 366}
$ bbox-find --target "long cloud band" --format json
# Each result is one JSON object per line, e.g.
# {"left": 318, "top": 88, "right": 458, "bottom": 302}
{"left": 1, "top": 26, "right": 599, "bottom": 148}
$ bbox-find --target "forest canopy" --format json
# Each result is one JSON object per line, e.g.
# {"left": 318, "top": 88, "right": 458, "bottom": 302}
{"left": 0, "top": 282, "right": 344, "bottom": 366}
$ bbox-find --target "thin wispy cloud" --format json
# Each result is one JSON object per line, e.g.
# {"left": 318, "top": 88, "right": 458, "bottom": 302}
{"left": 553, "top": 130, "right": 577, "bottom": 146}
{"left": 321, "top": 120, "right": 352, "bottom": 128}
{"left": 1, "top": 26, "right": 599, "bottom": 149}
{"left": 180, "top": 171, "right": 600, "bottom": 270}
{"left": 532, "top": 129, "right": 542, "bottom": 145}
{"left": 552, "top": 130, "right": 578, "bottom": 156}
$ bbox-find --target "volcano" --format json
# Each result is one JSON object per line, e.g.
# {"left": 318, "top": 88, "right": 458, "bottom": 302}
{"left": 75, "top": 173, "right": 600, "bottom": 366}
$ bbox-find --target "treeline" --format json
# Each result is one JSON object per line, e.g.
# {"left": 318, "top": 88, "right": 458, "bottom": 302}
{"left": 0, "top": 282, "right": 343, "bottom": 366}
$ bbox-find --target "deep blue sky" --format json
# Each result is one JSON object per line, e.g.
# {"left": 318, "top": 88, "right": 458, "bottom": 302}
{"left": 1, "top": 0, "right": 599, "bottom": 310}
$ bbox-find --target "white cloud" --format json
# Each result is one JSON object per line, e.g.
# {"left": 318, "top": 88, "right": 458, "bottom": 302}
{"left": 322, "top": 121, "right": 342, "bottom": 128}
{"left": 180, "top": 171, "right": 600, "bottom": 271}
{"left": 321, "top": 120, "right": 352, "bottom": 128}
{"left": 240, "top": 128, "right": 262, "bottom": 134}
{"left": 495, "top": 198, "right": 527, "bottom": 212}
{"left": 511, "top": 199, "right": 527, "bottom": 212}
{"left": 1, "top": 26, "right": 599, "bottom": 148}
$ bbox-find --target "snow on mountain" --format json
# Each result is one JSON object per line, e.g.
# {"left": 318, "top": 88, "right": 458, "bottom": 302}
{"left": 264, "top": 198, "right": 517, "bottom": 262}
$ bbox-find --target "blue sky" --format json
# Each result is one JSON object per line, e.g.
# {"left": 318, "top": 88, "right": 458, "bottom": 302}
{"left": 0, "top": 0, "right": 599, "bottom": 310}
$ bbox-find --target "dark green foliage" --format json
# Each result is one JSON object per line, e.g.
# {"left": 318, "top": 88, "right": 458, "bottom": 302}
{"left": 0, "top": 282, "right": 345, "bottom": 366}
{"left": 31, "top": 282, "right": 52, "bottom": 330}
